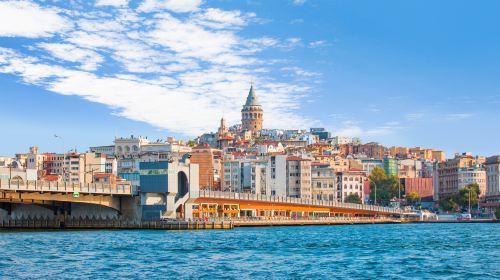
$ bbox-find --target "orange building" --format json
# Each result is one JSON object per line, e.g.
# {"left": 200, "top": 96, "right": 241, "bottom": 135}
{"left": 190, "top": 145, "right": 222, "bottom": 191}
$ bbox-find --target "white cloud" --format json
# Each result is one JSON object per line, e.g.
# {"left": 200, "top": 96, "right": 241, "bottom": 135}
{"left": 333, "top": 120, "right": 401, "bottom": 138}
{"left": 192, "top": 8, "right": 255, "bottom": 29}
{"left": 281, "top": 66, "right": 320, "bottom": 78}
{"left": 38, "top": 43, "right": 104, "bottom": 71}
{"left": 0, "top": 1, "right": 71, "bottom": 38}
{"left": 336, "top": 126, "right": 363, "bottom": 137}
{"left": 138, "top": 0, "right": 203, "bottom": 13}
{"left": 0, "top": 1, "right": 319, "bottom": 136}
{"left": 308, "top": 40, "right": 327, "bottom": 48}
{"left": 292, "top": 0, "right": 307, "bottom": 6}
{"left": 279, "top": 37, "right": 302, "bottom": 50}
{"left": 290, "top": 18, "right": 304, "bottom": 24}
{"left": 406, "top": 113, "right": 425, "bottom": 121}
{"left": 95, "top": 0, "right": 128, "bottom": 7}
{"left": 147, "top": 13, "right": 241, "bottom": 64}
{"left": 445, "top": 113, "right": 474, "bottom": 121}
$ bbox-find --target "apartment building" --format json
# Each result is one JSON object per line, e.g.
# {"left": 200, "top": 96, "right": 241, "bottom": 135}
{"left": 190, "top": 145, "right": 222, "bottom": 191}
{"left": 485, "top": 156, "right": 500, "bottom": 196}
{"left": 222, "top": 158, "right": 267, "bottom": 194}
{"left": 336, "top": 169, "right": 366, "bottom": 203}
{"left": 286, "top": 156, "right": 312, "bottom": 199}
{"left": 311, "top": 162, "right": 336, "bottom": 201}
{"left": 437, "top": 153, "right": 480, "bottom": 199}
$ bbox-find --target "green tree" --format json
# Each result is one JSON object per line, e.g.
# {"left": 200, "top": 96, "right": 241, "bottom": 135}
{"left": 369, "top": 166, "right": 386, "bottom": 183}
{"left": 439, "top": 195, "right": 458, "bottom": 212}
{"left": 406, "top": 191, "right": 420, "bottom": 205}
{"left": 345, "top": 193, "right": 362, "bottom": 204}
{"left": 368, "top": 167, "right": 401, "bottom": 206}
{"left": 187, "top": 140, "right": 197, "bottom": 147}
{"left": 456, "top": 184, "right": 479, "bottom": 209}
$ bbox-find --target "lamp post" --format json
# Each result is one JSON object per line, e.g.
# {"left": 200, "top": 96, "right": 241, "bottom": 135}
{"left": 468, "top": 187, "right": 471, "bottom": 214}
{"left": 398, "top": 178, "right": 401, "bottom": 201}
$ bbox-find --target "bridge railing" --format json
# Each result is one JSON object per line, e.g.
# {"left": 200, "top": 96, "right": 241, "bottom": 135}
{"left": 196, "top": 190, "right": 402, "bottom": 214}
{"left": 0, "top": 180, "right": 133, "bottom": 195}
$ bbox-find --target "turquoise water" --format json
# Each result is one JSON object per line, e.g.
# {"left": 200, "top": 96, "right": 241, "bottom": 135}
{"left": 0, "top": 223, "right": 499, "bottom": 279}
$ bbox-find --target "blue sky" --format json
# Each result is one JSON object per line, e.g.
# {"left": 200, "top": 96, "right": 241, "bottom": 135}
{"left": 0, "top": 0, "right": 499, "bottom": 157}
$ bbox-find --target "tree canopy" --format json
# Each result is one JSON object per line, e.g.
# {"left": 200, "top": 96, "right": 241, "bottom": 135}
{"left": 439, "top": 195, "right": 458, "bottom": 212}
{"left": 438, "top": 183, "right": 480, "bottom": 212}
{"left": 368, "top": 166, "right": 402, "bottom": 206}
{"left": 406, "top": 191, "right": 420, "bottom": 205}
{"left": 345, "top": 193, "right": 362, "bottom": 204}
{"left": 456, "top": 184, "right": 479, "bottom": 208}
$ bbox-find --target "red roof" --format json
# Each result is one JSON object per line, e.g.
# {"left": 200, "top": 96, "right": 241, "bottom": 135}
{"left": 94, "top": 173, "right": 114, "bottom": 178}
{"left": 349, "top": 168, "right": 364, "bottom": 172}
{"left": 231, "top": 151, "right": 257, "bottom": 157}
{"left": 42, "top": 175, "right": 60, "bottom": 181}
{"left": 286, "top": 156, "right": 310, "bottom": 161}
{"left": 257, "top": 141, "right": 280, "bottom": 145}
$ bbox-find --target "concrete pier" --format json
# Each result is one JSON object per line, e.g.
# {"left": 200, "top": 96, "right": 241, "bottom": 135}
{"left": 232, "top": 218, "right": 401, "bottom": 227}
{"left": 0, "top": 218, "right": 233, "bottom": 230}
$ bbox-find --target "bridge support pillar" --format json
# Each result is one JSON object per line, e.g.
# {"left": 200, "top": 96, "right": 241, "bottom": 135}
{"left": 184, "top": 201, "right": 194, "bottom": 221}
{"left": 0, "top": 203, "right": 12, "bottom": 215}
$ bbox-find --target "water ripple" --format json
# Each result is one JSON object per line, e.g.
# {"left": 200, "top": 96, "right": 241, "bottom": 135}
{"left": 0, "top": 223, "right": 499, "bottom": 279}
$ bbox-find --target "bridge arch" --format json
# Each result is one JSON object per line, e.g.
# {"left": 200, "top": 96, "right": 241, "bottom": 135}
{"left": 10, "top": 176, "right": 24, "bottom": 185}
{"left": 178, "top": 171, "right": 189, "bottom": 197}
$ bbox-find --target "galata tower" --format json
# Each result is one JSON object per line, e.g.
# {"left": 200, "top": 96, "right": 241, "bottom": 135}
{"left": 241, "top": 84, "right": 263, "bottom": 132}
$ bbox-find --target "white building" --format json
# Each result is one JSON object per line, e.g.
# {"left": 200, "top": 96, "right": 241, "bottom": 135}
{"left": 331, "top": 136, "right": 361, "bottom": 145}
{"left": 336, "top": 170, "right": 366, "bottom": 203}
{"left": 222, "top": 158, "right": 267, "bottom": 194}
{"left": 89, "top": 145, "right": 115, "bottom": 156}
{"left": 457, "top": 165, "right": 486, "bottom": 197}
{"left": 266, "top": 154, "right": 287, "bottom": 196}
{"left": 485, "top": 156, "right": 500, "bottom": 196}
{"left": 256, "top": 142, "right": 285, "bottom": 155}
{"left": 397, "top": 159, "right": 423, "bottom": 178}
{"left": 0, "top": 156, "right": 15, "bottom": 168}
{"left": 114, "top": 136, "right": 149, "bottom": 158}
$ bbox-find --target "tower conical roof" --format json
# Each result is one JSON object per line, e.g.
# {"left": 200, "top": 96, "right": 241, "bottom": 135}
{"left": 245, "top": 84, "right": 260, "bottom": 106}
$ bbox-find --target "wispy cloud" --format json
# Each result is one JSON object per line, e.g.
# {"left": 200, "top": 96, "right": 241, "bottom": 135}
{"left": 281, "top": 66, "right": 320, "bottom": 78}
{"left": 0, "top": 0, "right": 318, "bottom": 136}
{"left": 308, "top": 40, "right": 329, "bottom": 48}
{"left": 333, "top": 120, "right": 401, "bottom": 138}
{"left": 138, "top": 0, "right": 203, "bottom": 13}
{"left": 445, "top": 113, "right": 474, "bottom": 121}
{"left": 95, "top": 0, "right": 128, "bottom": 8}
{"left": 0, "top": 1, "right": 71, "bottom": 38}
{"left": 290, "top": 18, "right": 304, "bottom": 24}
{"left": 292, "top": 0, "right": 307, "bottom": 6}
{"left": 405, "top": 113, "right": 425, "bottom": 121}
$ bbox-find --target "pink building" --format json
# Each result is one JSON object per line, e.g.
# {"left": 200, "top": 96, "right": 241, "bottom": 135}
{"left": 403, "top": 177, "right": 434, "bottom": 201}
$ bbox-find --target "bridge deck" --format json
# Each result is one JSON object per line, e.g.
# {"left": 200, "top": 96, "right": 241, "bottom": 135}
{"left": 0, "top": 181, "right": 133, "bottom": 196}
{"left": 195, "top": 191, "right": 402, "bottom": 215}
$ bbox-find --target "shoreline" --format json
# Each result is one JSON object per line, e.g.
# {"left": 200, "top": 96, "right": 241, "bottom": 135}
{"left": 0, "top": 219, "right": 497, "bottom": 231}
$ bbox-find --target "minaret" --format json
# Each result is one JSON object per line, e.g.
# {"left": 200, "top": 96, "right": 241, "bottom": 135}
{"left": 241, "top": 84, "right": 263, "bottom": 132}
{"left": 218, "top": 117, "right": 228, "bottom": 136}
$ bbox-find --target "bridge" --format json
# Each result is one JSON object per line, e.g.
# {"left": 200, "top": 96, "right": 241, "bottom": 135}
{"left": 183, "top": 190, "right": 403, "bottom": 221}
{"left": 1, "top": 179, "right": 402, "bottom": 224}
{"left": 0, "top": 180, "right": 134, "bottom": 214}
